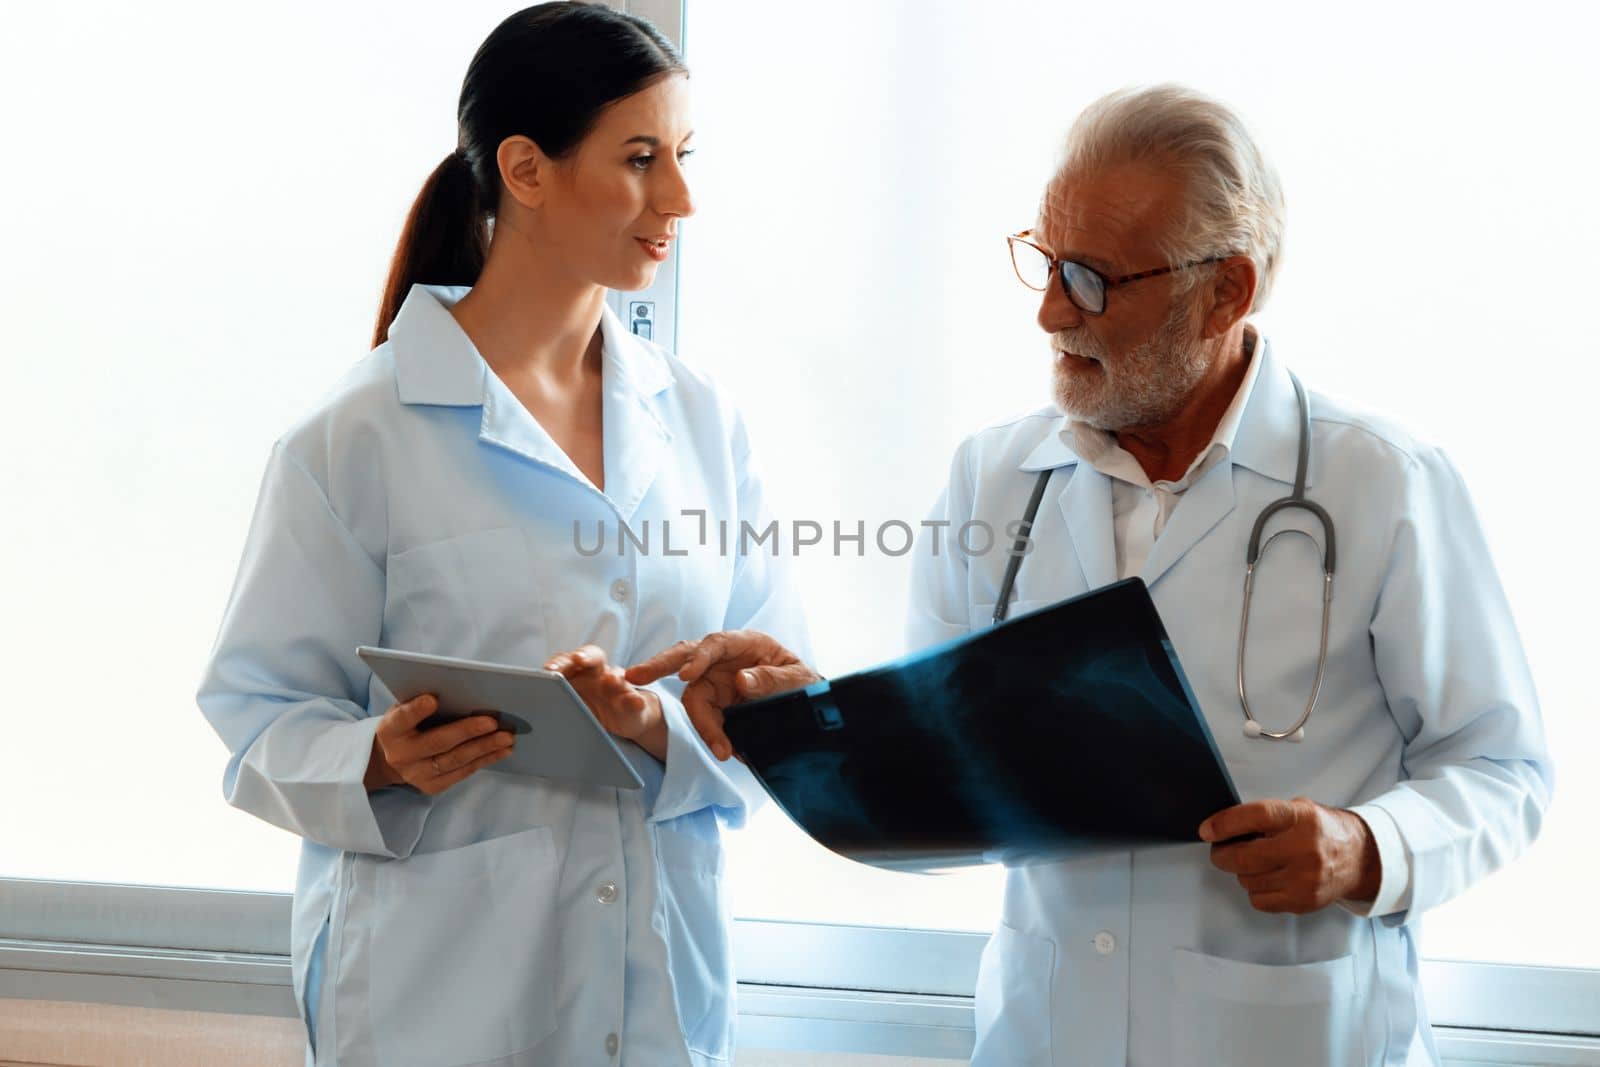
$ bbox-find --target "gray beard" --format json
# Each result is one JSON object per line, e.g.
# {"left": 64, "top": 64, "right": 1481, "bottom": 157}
{"left": 1051, "top": 299, "right": 1208, "bottom": 431}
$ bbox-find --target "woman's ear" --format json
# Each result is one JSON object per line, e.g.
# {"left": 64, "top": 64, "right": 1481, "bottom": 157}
{"left": 1202, "top": 255, "right": 1258, "bottom": 339}
{"left": 496, "top": 135, "right": 554, "bottom": 212}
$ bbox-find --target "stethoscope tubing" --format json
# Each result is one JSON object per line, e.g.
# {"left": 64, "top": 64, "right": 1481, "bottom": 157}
{"left": 992, "top": 364, "right": 1335, "bottom": 743}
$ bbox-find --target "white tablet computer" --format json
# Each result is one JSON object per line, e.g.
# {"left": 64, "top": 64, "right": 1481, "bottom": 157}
{"left": 356, "top": 646, "right": 644, "bottom": 790}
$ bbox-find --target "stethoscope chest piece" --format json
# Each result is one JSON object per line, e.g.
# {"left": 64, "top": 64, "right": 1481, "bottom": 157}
{"left": 1243, "top": 718, "right": 1305, "bottom": 742}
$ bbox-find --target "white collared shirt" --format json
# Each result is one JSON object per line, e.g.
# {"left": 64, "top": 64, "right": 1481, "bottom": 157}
{"left": 1066, "top": 329, "right": 1265, "bottom": 581}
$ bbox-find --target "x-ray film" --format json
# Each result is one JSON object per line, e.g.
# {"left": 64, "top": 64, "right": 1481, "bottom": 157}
{"left": 723, "top": 578, "right": 1241, "bottom": 872}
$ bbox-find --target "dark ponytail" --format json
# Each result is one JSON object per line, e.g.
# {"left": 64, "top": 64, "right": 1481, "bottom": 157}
{"left": 371, "top": 151, "right": 487, "bottom": 348}
{"left": 370, "top": 1, "right": 685, "bottom": 348}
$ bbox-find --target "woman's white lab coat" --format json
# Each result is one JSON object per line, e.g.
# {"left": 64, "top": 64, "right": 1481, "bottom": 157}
{"left": 197, "top": 283, "right": 806, "bottom": 1067}
{"left": 909, "top": 340, "right": 1552, "bottom": 1067}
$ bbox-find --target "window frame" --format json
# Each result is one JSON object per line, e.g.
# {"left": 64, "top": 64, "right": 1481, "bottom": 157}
{"left": 6, "top": 2, "right": 1595, "bottom": 1062}
{"left": 3, "top": 877, "right": 1599, "bottom": 1057}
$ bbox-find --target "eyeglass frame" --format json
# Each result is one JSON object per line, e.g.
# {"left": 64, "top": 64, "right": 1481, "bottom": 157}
{"left": 1006, "top": 228, "right": 1231, "bottom": 315}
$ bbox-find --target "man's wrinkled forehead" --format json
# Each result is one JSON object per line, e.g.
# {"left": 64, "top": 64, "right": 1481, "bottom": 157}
{"left": 1034, "top": 164, "right": 1183, "bottom": 265}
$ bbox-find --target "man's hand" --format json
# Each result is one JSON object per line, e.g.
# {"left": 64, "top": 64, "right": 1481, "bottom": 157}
{"left": 1199, "top": 797, "right": 1380, "bottom": 914}
{"left": 626, "top": 630, "right": 820, "bottom": 761}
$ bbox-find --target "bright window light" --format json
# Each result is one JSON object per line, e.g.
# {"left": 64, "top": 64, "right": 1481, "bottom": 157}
{"left": 680, "top": 0, "right": 1600, "bottom": 966}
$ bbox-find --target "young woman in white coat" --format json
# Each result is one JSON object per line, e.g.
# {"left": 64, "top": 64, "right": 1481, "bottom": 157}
{"left": 196, "top": 5, "right": 806, "bottom": 1064}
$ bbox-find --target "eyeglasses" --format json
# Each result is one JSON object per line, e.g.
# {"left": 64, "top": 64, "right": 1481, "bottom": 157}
{"left": 1006, "top": 229, "right": 1227, "bottom": 315}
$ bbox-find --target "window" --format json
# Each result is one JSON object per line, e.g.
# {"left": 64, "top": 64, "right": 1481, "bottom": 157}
{"left": 678, "top": 0, "right": 1600, "bottom": 971}
{"left": 3, "top": 0, "right": 1598, "bottom": 1055}
{"left": 0, "top": 0, "right": 538, "bottom": 893}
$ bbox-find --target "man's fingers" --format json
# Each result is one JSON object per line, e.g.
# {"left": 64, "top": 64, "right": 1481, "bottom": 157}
{"left": 625, "top": 640, "right": 699, "bottom": 685}
{"left": 1247, "top": 890, "right": 1303, "bottom": 915}
{"left": 1208, "top": 837, "right": 1291, "bottom": 876}
{"left": 622, "top": 634, "right": 730, "bottom": 687}
{"left": 673, "top": 634, "right": 730, "bottom": 684}
{"left": 684, "top": 697, "right": 732, "bottom": 761}
{"left": 1235, "top": 870, "right": 1288, "bottom": 894}
{"left": 677, "top": 646, "right": 716, "bottom": 684}
{"left": 733, "top": 663, "right": 817, "bottom": 700}
{"left": 1198, "top": 798, "right": 1298, "bottom": 843}
{"left": 626, "top": 630, "right": 805, "bottom": 687}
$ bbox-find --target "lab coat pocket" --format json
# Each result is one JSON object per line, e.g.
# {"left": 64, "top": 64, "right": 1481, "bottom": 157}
{"left": 366, "top": 826, "right": 559, "bottom": 1067}
{"left": 971, "top": 922, "right": 1055, "bottom": 1067}
{"left": 1170, "top": 947, "right": 1365, "bottom": 1067}
{"left": 653, "top": 813, "right": 733, "bottom": 1060}
{"left": 384, "top": 526, "right": 548, "bottom": 664}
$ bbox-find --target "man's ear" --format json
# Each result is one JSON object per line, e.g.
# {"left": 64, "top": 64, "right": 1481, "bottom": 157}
{"left": 1201, "top": 255, "right": 1258, "bottom": 339}
{"left": 496, "top": 135, "right": 555, "bottom": 212}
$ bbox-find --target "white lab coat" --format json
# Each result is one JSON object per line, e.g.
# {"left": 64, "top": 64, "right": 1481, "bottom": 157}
{"left": 197, "top": 283, "right": 807, "bottom": 1067}
{"left": 909, "top": 339, "right": 1552, "bottom": 1067}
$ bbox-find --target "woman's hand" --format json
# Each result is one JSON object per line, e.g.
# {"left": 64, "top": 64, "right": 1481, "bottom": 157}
{"left": 544, "top": 645, "right": 668, "bottom": 761}
{"left": 626, "top": 631, "right": 819, "bottom": 760}
{"left": 365, "top": 694, "right": 515, "bottom": 795}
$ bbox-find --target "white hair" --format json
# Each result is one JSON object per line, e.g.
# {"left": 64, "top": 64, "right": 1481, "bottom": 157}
{"left": 1055, "top": 85, "right": 1286, "bottom": 312}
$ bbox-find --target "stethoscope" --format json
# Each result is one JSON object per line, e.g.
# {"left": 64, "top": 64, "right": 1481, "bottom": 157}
{"left": 992, "top": 368, "right": 1335, "bottom": 743}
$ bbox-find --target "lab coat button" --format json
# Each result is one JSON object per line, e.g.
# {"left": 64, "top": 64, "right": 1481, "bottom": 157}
{"left": 596, "top": 881, "right": 619, "bottom": 904}
{"left": 605, "top": 1032, "right": 620, "bottom": 1056}
{"left": 1093, "top": 931, "right": 1116, "bottom": 955}
{"left": 610, "top": 579, "right": 629, "bottom": 602}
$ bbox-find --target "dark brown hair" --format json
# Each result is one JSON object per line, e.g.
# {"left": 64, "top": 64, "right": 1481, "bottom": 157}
{"left": 370, "top": 2, "right": 685, "bottom": 347}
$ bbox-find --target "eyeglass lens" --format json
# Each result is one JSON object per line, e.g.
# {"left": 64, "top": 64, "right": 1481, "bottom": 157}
{"left": 1010, "top": 239, "right": 1051, "bottom": 290}
{"left": 1010, "top": 239, "right": 1108, "bottom": 315}
{"left": 1060, "top": 262, "right": 1106, "bottom": 314}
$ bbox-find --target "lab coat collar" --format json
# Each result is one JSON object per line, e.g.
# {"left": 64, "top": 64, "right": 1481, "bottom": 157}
{"left": 390, "top": 283, "right": 485, "bottom": 406}
{"left": 1013, "top": 328, "right": 1309, "bottom": 591}
{"left": 389, "top": 283, "right": 676, "bottom": 405}
{"left": 595, "top": 302, "right": 675, "bottom": 520}
{"left": 1229, "top": 336, "right": 1315, "bottom": 489}
{"left": 389, "top": 283, "right": 675, "bottom": 517}
{"left": 1013, "top": 412, "right": 1108, "bottom": 587}
{"left": 1016, "top": 330, "right": 1308, "bottom": 489}
{"left": 1017, "top": 418, "right": 1081, "bottom": 474}
{"left": 596, "top": 296, "right": 676, "bottom": 398}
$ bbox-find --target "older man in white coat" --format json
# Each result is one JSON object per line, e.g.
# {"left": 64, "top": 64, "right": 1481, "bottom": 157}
{"left": 630, "top": 85, "right": 1552, "bottom": 1066}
